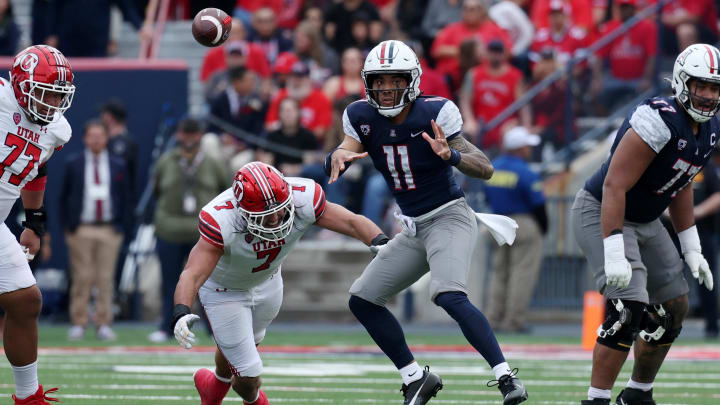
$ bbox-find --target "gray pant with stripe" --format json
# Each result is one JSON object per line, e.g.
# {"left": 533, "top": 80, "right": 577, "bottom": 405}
{"left": 571, "top": 189, "right": 689, "bottom": 304}
{"left": 349, "top": 198, "right": 478, "bottom": 305}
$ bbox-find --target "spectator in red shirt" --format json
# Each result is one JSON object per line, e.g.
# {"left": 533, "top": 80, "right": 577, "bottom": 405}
{"left": 459, "top": 39, "right": 530, "bottom": 150}
{"left": 199, "top": 18, "right": 271, "bottom": 82}
{"left": 661, "top": 0, "right": 719, "bottom": 56}
{"left": 234, "top": 0, "right": 303, "bottom": 30}
{"left": 591, "top": 0, "right": 657, "bottom": 114}
{"left": 530, "top": 0, "right": 593, "bottom": 32}
{"left": 529, "top": 0, "right": 589, "bottom": 67}
{"left": 265, "top": 61, "right": 333, "bottom": 141}
{"left": 431, "top": 0, "right": 512, "bottom": 90}
{"left": 323, "top": 47, "right": 366, "bottom": 102}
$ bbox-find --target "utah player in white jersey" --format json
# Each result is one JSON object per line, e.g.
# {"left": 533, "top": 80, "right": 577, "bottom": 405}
{"left": 0, "top": 45, "right": 75, "bottom": 404}
{"left": 171, "top": 161, "right": 387, "bottom": 405}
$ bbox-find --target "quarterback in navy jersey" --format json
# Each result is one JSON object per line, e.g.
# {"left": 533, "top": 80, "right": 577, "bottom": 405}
{"left": 572, "top": 44, "right": 719, "bottom": 405}
{"left": 326, "top": 40, "right": 528, "bottom": 405}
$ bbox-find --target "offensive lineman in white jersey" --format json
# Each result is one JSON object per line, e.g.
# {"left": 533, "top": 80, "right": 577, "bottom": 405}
{"left": 171, "top": 161, "right": 389, "bottom": 405}
{"left": 0, "top": 45, "right": 75, "bottom": 404}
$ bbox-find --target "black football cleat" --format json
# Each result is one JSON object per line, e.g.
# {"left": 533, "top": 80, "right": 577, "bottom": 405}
{"left": 488, "top": 368, "right": 528, "bottom": 405}
{"left": 400, "top": 366, "right": 443, "bottom": 405}
{"left": 615, "top": 388, "right": 656, "bottom": 405}
{"left": 581, "top": 399, "right": 611, "bottom": 405}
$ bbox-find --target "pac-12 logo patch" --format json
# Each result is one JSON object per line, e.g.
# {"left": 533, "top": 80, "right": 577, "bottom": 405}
{"left": 678, "top": 139, "right": 687, "bottom": 150}
{"left": 13, "top": 112, "right": 20, "bottom": 125}
{"left": 360, "top": 124, "right": 370, "bottom": 136}
{"left": 245, "top": 234, "right": 254, "bottom": 243}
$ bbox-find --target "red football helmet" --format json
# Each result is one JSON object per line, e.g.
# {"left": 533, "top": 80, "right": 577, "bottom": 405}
{"left": 233, "top": 161, "right": 295, "bottom": 241}
{"left": 10, "top": 45, "right": 75, "bottom": 124}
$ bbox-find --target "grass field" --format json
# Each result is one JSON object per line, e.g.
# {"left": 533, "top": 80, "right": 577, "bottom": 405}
{"left": 1, "top": 324, "right": 719, "bottom": 404}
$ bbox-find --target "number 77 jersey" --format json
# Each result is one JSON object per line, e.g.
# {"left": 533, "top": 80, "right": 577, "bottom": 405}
{"left": 584, "top": 96, "right": 720, "bottom": 223}
{"left": 0, "top": 77, "right": 71, "bottom": 223}
{"left": 197, "top": 177, "right": 326, "bottom": 290}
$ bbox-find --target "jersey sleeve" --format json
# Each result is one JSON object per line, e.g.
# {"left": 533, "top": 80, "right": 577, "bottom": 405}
{"left": 342, "top": 108, "right": 361, "bottom": 142}
{"left": 436, "top": 99, "right": 463, "bottom": 140}
{"left": 628, "top": 104, "right": 672, "bottom": 153}
{"left": 198, "top": 210, "right": 224, "bottom": 249}
{"left": 312, "top": 181, "right": 327, "bottom": 220}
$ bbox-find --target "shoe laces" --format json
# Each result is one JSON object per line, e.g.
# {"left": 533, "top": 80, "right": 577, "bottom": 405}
{"left": 486, "top": 368, "right": 519, "bottom": 392}
{"left": 40, "top": 387, "right": 59, "bottom": 403}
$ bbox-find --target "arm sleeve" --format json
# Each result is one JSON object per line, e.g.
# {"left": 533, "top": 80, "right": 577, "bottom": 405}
{"left": 198, "top": 210, "right": 224, "bottom": 249}
{"left": 629, "top": 104, "right": 672, "bottom": 153}
{"left": 342, "top": 108, "right": 361, "bottom": 142}
{"left": 436, "top": 100, "right": 464, "bottom": 140}
{"left": 313, "top": 182, "right": 327, "bottom": 220}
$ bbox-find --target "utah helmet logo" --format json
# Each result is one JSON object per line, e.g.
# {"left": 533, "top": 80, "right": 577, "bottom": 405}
{"left": 233, "top": 180, "right": 244, "bottom": 202}
{"left": 360, "top": 124, "right": 370, "bottom": 136}
{"left": 13, "top": 112, "right": 20, "bottom": 125}
{"left": 15, "top": 52, "right": 38, "bottom": 73}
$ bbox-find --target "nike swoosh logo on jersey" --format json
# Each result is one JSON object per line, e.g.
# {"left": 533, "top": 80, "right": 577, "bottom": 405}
{"left": 704, "top": 149, "right": 713, "bottom": 158}
{"left": 411, "top": 131, "right": 424, "bottom": 137}
{"left": 408, "top": 371, "right": 417, "bottom": 377}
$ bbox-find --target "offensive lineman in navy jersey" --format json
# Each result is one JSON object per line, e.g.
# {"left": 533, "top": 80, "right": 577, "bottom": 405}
{"left": 325, "top": 40, "right": 528, "bottom": 405}
{"left": 572, "top": 44, "right": 719, "bottom": 405}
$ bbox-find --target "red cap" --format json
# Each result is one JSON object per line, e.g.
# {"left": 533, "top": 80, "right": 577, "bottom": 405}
{"left": 273, "top": 52, "right": 299, "bottom": 75}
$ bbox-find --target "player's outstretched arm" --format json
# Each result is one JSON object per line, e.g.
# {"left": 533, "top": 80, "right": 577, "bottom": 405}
{"left": 173, "top": 238, "right": 223, "bottom": 308}
{"left": 314, "top": 202, "right": 384, "bottom": 246}
{"left": 326, "top": 135, "right": 368, "bottom": 184}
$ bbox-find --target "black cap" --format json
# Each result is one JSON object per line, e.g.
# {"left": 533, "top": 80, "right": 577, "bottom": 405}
{"left": 290, "top": 61, "right": 310, "bottom": 76}
{"left": 488, "top": 39, "right": 505, "bottom": 52}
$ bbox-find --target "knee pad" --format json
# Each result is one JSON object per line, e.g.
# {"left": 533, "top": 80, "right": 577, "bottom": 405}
{"left": 596, "top": 299, "right": 645, "bottom": 352}
{"left": 638, "top": 304, "right": 681, "bottom": 346}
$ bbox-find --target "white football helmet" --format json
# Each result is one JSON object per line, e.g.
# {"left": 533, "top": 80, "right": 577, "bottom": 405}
{"left": 671, "top": 43, "right": 720, "bottom": 123}
{"left": 362, "top": 40, "right": 422, "bottom": 117}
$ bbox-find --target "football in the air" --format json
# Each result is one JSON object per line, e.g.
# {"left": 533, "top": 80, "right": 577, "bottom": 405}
{"left": 192, "top": 8, "right": 232, "bottom": 47}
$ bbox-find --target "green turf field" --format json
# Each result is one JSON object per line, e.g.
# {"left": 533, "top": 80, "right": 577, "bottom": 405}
{"left": 1, "top": 325, "right": 719, "bottom": 404}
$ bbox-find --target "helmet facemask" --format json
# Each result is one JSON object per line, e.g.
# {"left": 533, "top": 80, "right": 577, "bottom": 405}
{"left": 677, "top": 74, "right": 720, "bottom": 123}
{"left": 23, "top": 80, "right": 75, "bottom": 124}
{"left": 363, "top": 70, "right": 419, "bottom": 117}
{"left": 239, "top": 193, "right": 295, "bottom": 242}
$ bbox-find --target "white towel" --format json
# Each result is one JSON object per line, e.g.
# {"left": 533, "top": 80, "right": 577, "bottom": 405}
{"left": 475, "top": 213, "right": 518, "bottom": 246}
{"left": 393, "top": 211, "right": 417, "bottom": 237}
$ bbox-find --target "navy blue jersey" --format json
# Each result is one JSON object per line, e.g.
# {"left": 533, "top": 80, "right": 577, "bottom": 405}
{"left": 343, "top": 96, "right": 464, "bottom": 216}
{"left": 585, "top": 97, "right": 720, "bottom": 223}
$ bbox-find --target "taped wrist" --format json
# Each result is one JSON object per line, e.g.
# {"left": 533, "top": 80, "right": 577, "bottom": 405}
{"left": 171, "top": 304, "right": 192, "bottom": 330}
{"left": 22, "top": 208, "right": 47, "bottom": 237}
{"left": 678, "top": 225, "right": 701, "bottom": 254}
{"left": 603, "top": 234, "right": 625, "bottom": 263}
{"left": 370, "top": 233, "right": 390, "bottom": 246}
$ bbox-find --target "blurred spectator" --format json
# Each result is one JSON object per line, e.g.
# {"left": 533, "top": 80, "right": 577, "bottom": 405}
{"left": 591, "top": 0, "right": 657, "bottom": 115}
{"left": 421, "top": 0, "right": 461, "bottom": 40}
{"left": 200, "top": 19, "right": 271, "bottom": 83}
{"left": 148, "top": 118, "right": 230, "bottom": 343}
{"left": 660, "top": 0, "right": 718, "bottom": 56}
{"left": 273, "top": 51, "right": 300, "bottom": 88}
{"left": 459, "top": 39, "right": 529, "bottom": 150}
{"left": 529, "top": 49, "right": 570, "bottom": 160}
{"left": 411, "top": 42, "right": 452, "bottom": 99}
{"left": 32, "top": 0, "right": 55, "bottom": 46}
{"left": 247, "top": 7, "right": 294, "bottom": 65}
{"left": 257, "top": 98, "right": 319, "bottom": 177}
{"left": 0, "top": 0, "right": 19, "bottom": 56}
{"left": 209, "top": 66, "right": 267, "bottom": 137}
{"left": 489, "top": 0, "right": 535, "bottom": 66}
{"left": 323, "top": 0, "right": 382, "bottom": 54}
{"left": 431, "top": 0, "right": 512, "bottom": 90}
{"left": 348, "top": 10, "right": 378, "bottom": 54}
{"left": 265, "top": 61, "right": 333, "bottom": 141}
{"left": 528, "top": 0, "right": 589, "bottom": 67}
{"left": 100, "top": 100, "right": 139, "bottom": 202}
{"left": 531, "top": 0, "right": 593, "bottom": 33}
{"left": 234, "top": 0, "right": 303, "bottom": 30}
{"left": 396, "top": 0, "right": 429, "bottom": 44}
{"left": 301, "top": 6, "right": 325, "bottom": 33}
{"left": 323, "top": 47, "right": 366, "bottom": 102}
{"left": 484, "top": 127, "right": 547, "bottom": 333}
{"left": 201, "top": 132, "right": 255, "bottom": 175}
{"left": 49, "top": 0, "right": 149, "bottom": 57}
{"left": 294, "top": 20, "right": 340, "bottom": 84}
{"left": 61, "top": 121, "right": 131, "bottom": 341}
